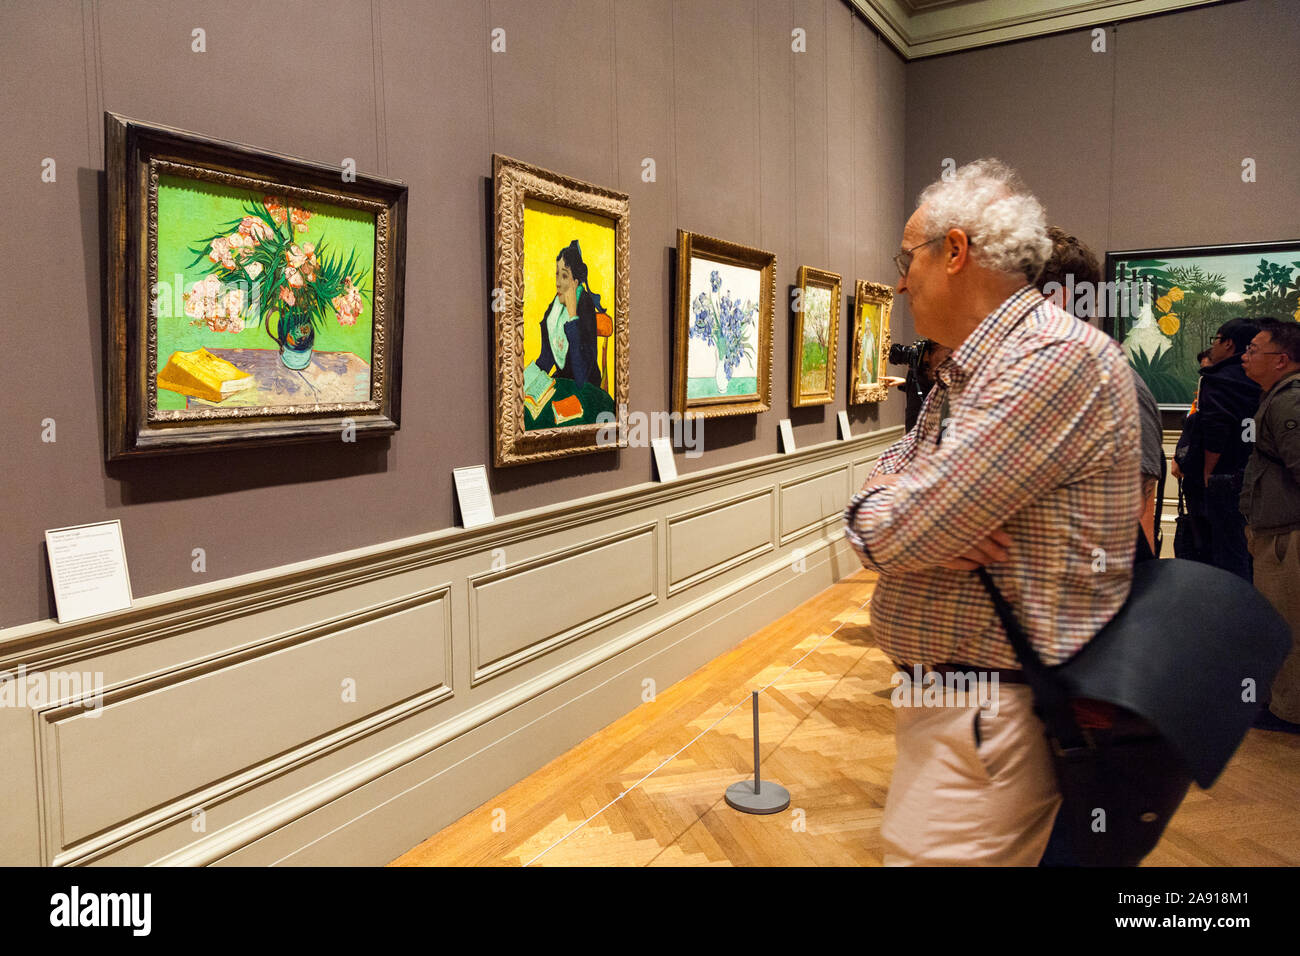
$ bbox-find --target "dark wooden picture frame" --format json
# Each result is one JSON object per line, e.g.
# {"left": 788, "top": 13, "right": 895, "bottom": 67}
{"left": 672, "top": 230, "right": 775, "bottom": 419}
{"left": 105, "top": 112, "right": 408, "bottom": 460}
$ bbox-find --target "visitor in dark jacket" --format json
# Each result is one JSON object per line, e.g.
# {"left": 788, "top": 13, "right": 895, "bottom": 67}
{"left": 1183, "top": 318, "right": 1262, "bottom": 579}
{"left": 1171, "top": 348, "right": 1214, "bottom": 561}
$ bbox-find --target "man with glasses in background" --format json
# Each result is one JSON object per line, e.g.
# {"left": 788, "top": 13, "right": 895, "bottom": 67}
{"left": 1181, "top": 318, "right": 1262, "bottom": 580}
{"left": 1240, "top": 319, "right": 1300, "bottom": 733}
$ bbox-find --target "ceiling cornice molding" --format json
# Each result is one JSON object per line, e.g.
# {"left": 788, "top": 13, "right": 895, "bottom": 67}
{"left": 848, "top": 0, "right": 1228, "bottom": 59}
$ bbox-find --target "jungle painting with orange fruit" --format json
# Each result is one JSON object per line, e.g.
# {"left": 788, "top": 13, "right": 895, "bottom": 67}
{"left": 1106, "top": 242, "right": 1300, "bottom": 408}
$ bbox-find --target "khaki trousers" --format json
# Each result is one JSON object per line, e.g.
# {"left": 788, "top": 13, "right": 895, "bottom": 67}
{"left": 881, "top": 683, "right": 1060, "bottom": 865}
{"left": 1249, "top": 527, "right": 1300, "bottom": 723}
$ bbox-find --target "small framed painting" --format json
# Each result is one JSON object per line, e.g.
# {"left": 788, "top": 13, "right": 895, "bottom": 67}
{"left": 673, "top": 230, "right": 775, "bottom": 418}
{"left": 492, "top": 155, "right": 630, "bottom": 467}
{"left": 849, "top": 280, "right": 894, "bottom": 404}
{"left": 791, "top": 266, "right": 841, "bottom": 407}
{"left": 1105, "top": 240, "right": 1300, "bottom": 409}
{"left": 105, "top": 112, "right": 407, "bottom": 459}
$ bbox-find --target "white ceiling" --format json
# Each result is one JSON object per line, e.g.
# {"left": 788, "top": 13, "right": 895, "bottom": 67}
{"left": 850, "top": 0, "right": 1229, "bottom": 58}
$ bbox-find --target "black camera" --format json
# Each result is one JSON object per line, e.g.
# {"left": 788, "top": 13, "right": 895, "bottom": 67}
{"left": 889, "top": 338, "right": 932, "bottom": 375}
{"left": 890, "top": 339, "right": 937, "bottom": 426}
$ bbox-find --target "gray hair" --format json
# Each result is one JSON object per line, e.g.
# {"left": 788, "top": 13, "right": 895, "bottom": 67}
{"left": 917, "top": 159, "right": 1051, "bottom": 283}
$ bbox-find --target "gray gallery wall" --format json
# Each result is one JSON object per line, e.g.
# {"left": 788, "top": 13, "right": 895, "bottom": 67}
{"left": 905, "top": 0, "right": 1300, "bottom": 339}
{"left": 0, "top": 0, "right": 908, "bottom": 629}
{"left": 9, "top": 0, "right": 1293, "bottom": 633}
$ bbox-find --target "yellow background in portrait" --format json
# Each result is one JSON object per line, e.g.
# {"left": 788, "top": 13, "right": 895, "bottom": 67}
{"left": 859, "top": 300, "right": 882, "bottom": 382}
{"left": 522, "top": 197, "right": 617, "bottom": 396}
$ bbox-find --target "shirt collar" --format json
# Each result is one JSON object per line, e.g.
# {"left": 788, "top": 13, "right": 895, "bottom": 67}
{"left": 944, "top": 284, "right": 1042, "bottom": 382}
{"left": 1265, "top": 368, "right": 1300, "bottom": 395}
{"left": 1203, "top": 353, "right": 1243, "bottom": 374}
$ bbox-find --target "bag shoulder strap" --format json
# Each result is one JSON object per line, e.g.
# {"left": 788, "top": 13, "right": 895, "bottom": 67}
{"left": 974, "top": 567, "right": 1088, "bottom": 750}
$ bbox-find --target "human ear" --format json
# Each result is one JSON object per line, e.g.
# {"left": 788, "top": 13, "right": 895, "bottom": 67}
{"left": 945, "top": 228, "right": 970, "bottom": 274}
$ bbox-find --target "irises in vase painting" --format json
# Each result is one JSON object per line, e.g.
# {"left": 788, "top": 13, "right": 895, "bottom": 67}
{"left": 672, "top": 230, "right": 774, "bottom": 418}
{"left": 690, "top": 268, "right": 758, "bottom": 396}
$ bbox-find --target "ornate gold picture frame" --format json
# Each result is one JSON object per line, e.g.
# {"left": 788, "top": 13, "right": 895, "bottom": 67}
{"left": 791, "top": 266, "right": 842, "bottom": 407}
{"left": 105, "top": 112, "right": 407, "bottom": 460}
{"left": 492, "top": 155, "right": 630, "bottom": 467}
{"left": 849, "top": 280, "right": 894, "bottom": 404}
{"left": 672, "top": 230, "right": 775, "bottom": 418}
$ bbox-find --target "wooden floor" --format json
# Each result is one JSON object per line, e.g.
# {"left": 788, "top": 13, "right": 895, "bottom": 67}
{"left": 391, "top": 570, "right": 1300, "bottom": 867}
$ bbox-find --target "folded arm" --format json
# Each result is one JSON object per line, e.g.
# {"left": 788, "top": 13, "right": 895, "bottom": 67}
{"left": 845, "top": 341, "right": 1118, "bottom": 575}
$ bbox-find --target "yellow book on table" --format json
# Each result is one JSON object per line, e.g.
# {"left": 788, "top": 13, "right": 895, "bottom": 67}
{"left": 157, "top": 348, "right": 254, "bottom": 403}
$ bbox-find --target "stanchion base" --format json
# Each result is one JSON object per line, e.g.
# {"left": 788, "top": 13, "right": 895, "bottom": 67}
{"left": 725, "top": 779, "right": 790, "bottom": 814}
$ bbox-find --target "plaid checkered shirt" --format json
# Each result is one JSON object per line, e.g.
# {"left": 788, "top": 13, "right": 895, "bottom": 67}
{"left": 844, "top": 285, "right": 1142, "bottom": 669}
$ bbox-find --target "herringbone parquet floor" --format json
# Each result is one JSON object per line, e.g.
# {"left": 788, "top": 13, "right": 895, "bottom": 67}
{"left": 390, "top": 570, "right": 1300, "bottom": 866}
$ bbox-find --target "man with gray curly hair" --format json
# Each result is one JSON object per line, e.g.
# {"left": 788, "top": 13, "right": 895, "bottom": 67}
{"left": 916, "top": 158, "right": 1053, "bottom": 283}
{"left": 844, "top": 159, "right": 1141, "bottom": 864}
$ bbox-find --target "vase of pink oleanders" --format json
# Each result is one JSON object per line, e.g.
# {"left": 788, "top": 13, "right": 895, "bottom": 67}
{"left": 185, "top": 195, "right": 369, "bottom": 370}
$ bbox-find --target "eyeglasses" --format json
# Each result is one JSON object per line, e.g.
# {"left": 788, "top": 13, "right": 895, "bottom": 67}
{"left": 893, "top": 236, "right": 944, "bottom": 277}
{"left": 1243, "top": 344, "right": 1284, "bottom": 356}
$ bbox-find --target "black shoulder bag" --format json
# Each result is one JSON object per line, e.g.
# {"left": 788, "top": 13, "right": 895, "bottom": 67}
{"left": 975, "top": 558, "right": 1290, "bottom": 867}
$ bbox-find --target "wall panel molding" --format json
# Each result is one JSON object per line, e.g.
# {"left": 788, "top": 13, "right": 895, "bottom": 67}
{"left": 468, "top": 523, "right": 659, "bottom": 686}
{"left": 666, "top": 488, "right": 776, "bottom": 596}
{"left": 41, "top": 588, "right": 453, "bottom": 865}
{"left": 779, "top": 463, "right": 853, "bottom": 545}
{"left": 0, "top": 426, "right": 901, "bottom": 865}
{"left": 1, "top": 429, "right": 899, "bottom": 662}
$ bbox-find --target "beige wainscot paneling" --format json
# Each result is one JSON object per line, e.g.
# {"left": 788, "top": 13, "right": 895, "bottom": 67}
{"left": 0, "top": 702, "right": 41, "bottom": 865}
{"left": 666, "top": 488, "right": 775, "bottom": 596}
{"left": 0, "top": 426, "right": 902, "bottom": 866}
{"left": 852, "top": 447, "right": 889, "bottom": 492}
{"left": 779, "top": 464, "right": 853, "bottom": 545}
{"left": 469, "top": 524, "right": 659, "bottom": 685}
{"left": 41, "top": 585, "right": 452, "bottom": 864}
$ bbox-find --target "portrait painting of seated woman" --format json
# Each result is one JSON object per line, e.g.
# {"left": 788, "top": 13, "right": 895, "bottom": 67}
{"left": 520, "top": 200, "right": 617, "bottom": 431}
{"left": 492, "top": 154, "right": 629, "bottom": 466}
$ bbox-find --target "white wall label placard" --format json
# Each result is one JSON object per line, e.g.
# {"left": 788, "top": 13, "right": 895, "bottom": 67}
{"left": 779, "top": 419, "right": 796, "bottom": 454}
{"left": 453, "top": 465, "right": 495, "bottom": 529}
{"left": 44, "top": 520, "right": 133, "bottom": 624}
{"left": 651, "top": 437, "right": 678, "bottom": 482}
{"left": 838, "top": 411, "right": 852, "bottom": 440}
